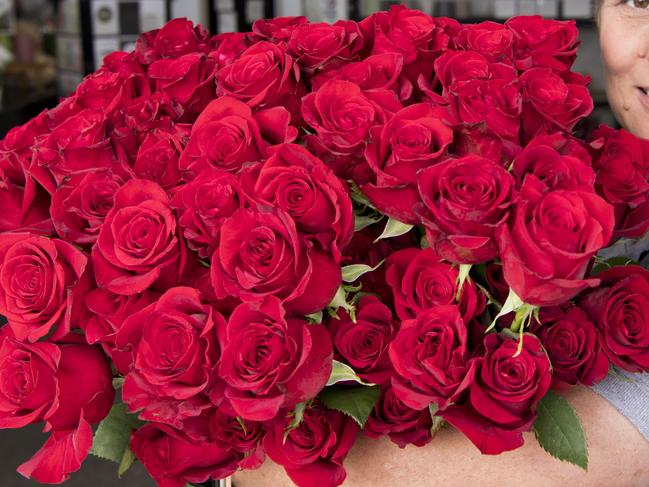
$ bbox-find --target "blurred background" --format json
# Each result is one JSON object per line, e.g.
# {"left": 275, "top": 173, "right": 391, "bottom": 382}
{"left": 0, "top": 0, "right": 614, "bottom": 139}
{"left": 0, "top": 1, "right": 611, "bottom": 486}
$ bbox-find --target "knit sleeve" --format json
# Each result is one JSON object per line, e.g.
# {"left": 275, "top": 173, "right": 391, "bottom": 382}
{"left": 593, "top": 368, "right": 649, "bottom": 442}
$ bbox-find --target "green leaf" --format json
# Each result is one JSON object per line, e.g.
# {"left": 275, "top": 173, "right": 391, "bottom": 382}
{"left": 319, "top": 386, "right": 380, "bottom": 428}
{"left": 284, "top": 402, "right": 308, "bottom": 442}
{"left": 533, "top": 390, "right": 588, "bottom": 471}
{"left": 118, "top": 448, "right": 136, "bottom": 477}
{"left": 306, "top": 311, "right": 323, "bottom": 324}
{"left": 90, "top": 403, "right": 144, "bottom": 474}
{"left": 112, "top": 377, "right": 125, "bottom": 390}
{"left": 428, "top": 403, "right": 444, "bottom": 436}
{"left": 486, "top": 288, "right": 524, "bottom": 333}
{"left": 455, "top": 264, "right": 472, "bottom": 302}
{"left": 327, "top": 360, "right": 374, "bottom": 387}
{"left": 374, "top": 218, "right": 414, "bottom": 243}
{"left": 327, "top": 286, "right": 356, "bottom": 322}
{"left": 341, "top": 260, "right": 385, "bottom": 283}
{"left": 354, "top": 213, "right": 383, "bottom": 232}
{"left": 591, "top": 255, "right": 639, "bottom": 276}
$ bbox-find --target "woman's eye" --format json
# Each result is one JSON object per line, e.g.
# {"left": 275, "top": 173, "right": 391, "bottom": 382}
{"left": 626, "top": 0, "right": 649, "bottom": 8}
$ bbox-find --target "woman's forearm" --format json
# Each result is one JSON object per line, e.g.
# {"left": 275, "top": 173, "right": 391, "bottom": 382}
{"left": 232, "top": 387, "right": 649, "bottom": 487}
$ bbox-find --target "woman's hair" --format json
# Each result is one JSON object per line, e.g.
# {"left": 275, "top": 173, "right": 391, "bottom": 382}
{"left": 595, "top": 0, "right": 603, "bottom": 25}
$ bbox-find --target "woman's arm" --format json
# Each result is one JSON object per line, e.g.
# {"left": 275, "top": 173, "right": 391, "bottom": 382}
{"left": 232, "top": 387, "right": 649, "bottom": 487}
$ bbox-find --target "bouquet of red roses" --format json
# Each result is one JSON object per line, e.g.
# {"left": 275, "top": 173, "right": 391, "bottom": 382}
{"left": 1, "top": 6, "right": 648, "bottom": 487}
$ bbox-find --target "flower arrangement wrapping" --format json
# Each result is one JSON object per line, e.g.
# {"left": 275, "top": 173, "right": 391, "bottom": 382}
{"left": 0, "top": 7, "right": 648, "bottom": 487}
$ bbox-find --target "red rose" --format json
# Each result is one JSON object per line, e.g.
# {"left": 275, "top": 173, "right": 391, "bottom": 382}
{"left": 311, "top": 53, "right": 412, "bottom": 102}
{"left": 218, "top": 297, "right": 332, "bottom": 421}
{"left": 116, "top": 287, "right": 220, "bottom": 427}
{"left": 328, "top": 295, "right": 397, "bottom": 384}
{"left": 148, "top": 53, "right": 217, "bottom": 116}
{"left": 590, "top": 126, "right": 649, "bottom": 239}
{"left": 216, "top": 41, "right": 301, "bottom": 110}
{"left": 92, "top": 179, "right": 184, "bottom": 295}
{"left": 287, "top": 20, "right": 364, "bottom": 71}
{"left": 15, "top": 342, "right": 114, "bottom": 484}
{"left": 130, "top": 423, "right": 239, "bottom": 487}
{"left": 135, "top": 18, "right": 210, "bottom": 64}
{"left": 519, "top": 68, "right": 593, "bottom": 139}
{"left": 263, "top": 404, "right": 359, "bottom": 487}
{"left": 30, "top": 109, "right": 117, "bottom": 194}
{"left": 363, "top": 5, "right": 452, "bottom": 66}
{"left": 452, "top": 78, "right": 521, "bottom": 140}
{"left": 385, "top": 247, "right": 485, "bottom": 323}
{"left": 416, "top": 155, "right": 516, "bottom": 264}
{"left": 210, "top": 206, "right": 341, "bottom": 314}
{"left": 178, "top": 96, "right": 297, "bottom": 177}
{"left": 171, "top": 168, "right": 248, "bottom": 259}
{"left": 0, "top": 126, "right": 52, "bottom": 234}
{"left": 50, "top": 167, "right": 131, "bottom": 246}
{"left": 208, "top": 409, "right": 265, "bottom": 470}
{"left": 362, "top": 103, "right": 454, "bottom": 224}
{"left": 496, "top": 176, "right": 615, "bottom": 306}
{"left": 151, "top": 18, "right": 209, "bottom": 59}
{"left": 133, "top": 125, "right": 189, "bottom": 190}
{"left": 530, "top": 306, "right": 609, "bottom": 388}
{"left": 209, "top": 32, "right": 251, "bottom": 69}
{"left": 0, "top": 338, "right": 59, "bottom": 428}
{"left": 45, "top": 343, "right": 114, "bottom": 430}
{"left": 0, "top": 233, "right": 87, "bottom": 342}
{"left": 506, "top": 15, "right": 579, "bottom": 72}
{"left": 102, "top": 51, "right": 146, "bottom": 77}
{"left": 302, "top": 79, "right": 402, "bottom": 161}
{"left": 365, "top": 384, "right": 433, "bottom": 448}
{"left": 513, "top": 133, "right": 594, "bottom": 191}
{"left": 82, "top": 287, "right": 158, "bottom": 374}
{"left": 74, "top": 67, "right": 145, "bottom": 115}
{"left": 423, "top": 50, "right": 516, "bottom": 102}
{"left": 251, "top": 16, "right": 308, "bottom": 45}
{"left": 455, "top": 22, "right": 514, "bottom": 63}
{"left": 579, "top": 266, "right": 649, "bottom": 373}
{"left": 241, "top": 143, "right": 354, "bottom": 260}
{"left": 441, "top": 333, "right": 551, "bottom": 455}
{"left": 389, "top": 305, "right": 475, "bottom": 410}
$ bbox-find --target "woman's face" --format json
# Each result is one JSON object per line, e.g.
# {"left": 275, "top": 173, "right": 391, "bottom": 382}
{"left": 600, "top": 0, "right": 649, "bottom": 138}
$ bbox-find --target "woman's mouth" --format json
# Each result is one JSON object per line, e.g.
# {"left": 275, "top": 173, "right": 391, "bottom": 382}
{"left": 637, "top": 87, "right": 649, "bottom": 110}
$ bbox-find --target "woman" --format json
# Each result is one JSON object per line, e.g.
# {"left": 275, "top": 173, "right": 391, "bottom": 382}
{"left": 233, "top": 2, "right": 649, "bottom": 485}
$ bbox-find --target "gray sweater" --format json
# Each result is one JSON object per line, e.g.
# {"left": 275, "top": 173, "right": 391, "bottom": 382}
{"left": 593, "top": 234, "right": 649, "bottom": 443}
